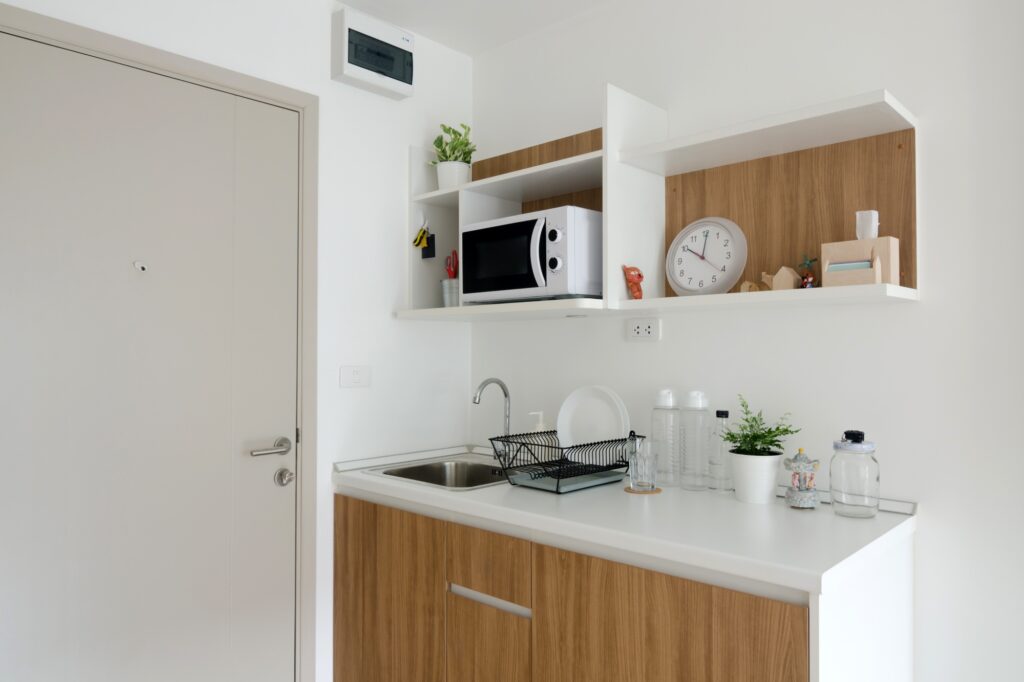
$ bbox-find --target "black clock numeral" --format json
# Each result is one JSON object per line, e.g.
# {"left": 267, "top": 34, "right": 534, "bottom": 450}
{"left": 676, "top": 257, "right": 683, "bottom": 265}
{"left": 702, "top": 230, "right": 709, "bottom": 237}
{"left": 691, "top": 235, "right": 698, "bottom": 242}
{"left": 688, "top": 277, "right": 693, "bottom": 285}
{"left": 723, "top": 239, "right": 730, "bottom": 247}
{"left": 712, "top": 275, "right": 717, "bottom": 283}
{"left": 699, "top": 280, "right": 704, "bottom": 288}
{"left": 726, "top": 251, "right": 732, "bottom": 259}
{"left": 716, "top": 231, "right": 720, "bottom": 240}
{"left": 721, "top": 266, "right": 726, "bottom": 272}
{"left": 678, "top": 269, "right": 685, "bottom": 277}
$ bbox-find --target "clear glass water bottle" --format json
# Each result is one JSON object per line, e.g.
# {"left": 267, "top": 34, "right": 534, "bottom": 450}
{"left": 709, "top": 409, "right": 734, "bottom": 491}
{"left": 651, "top": 389, "right": 680, "bottom": 487}
{"left": 830, "top": 430, "right": 880, "bottom": 518}
{"left": 680, "top": 390, "right": 711, "bottom": 491}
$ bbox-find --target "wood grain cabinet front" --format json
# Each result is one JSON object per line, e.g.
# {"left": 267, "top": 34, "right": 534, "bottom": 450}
{"left": 334, "top": 496, "right": 446, "bottom": 682}
{"left": 334, "top": 496, "right": 808, "bottom": 682}
{"left": 531, "top": 544, "right": 808, "bottom": 682}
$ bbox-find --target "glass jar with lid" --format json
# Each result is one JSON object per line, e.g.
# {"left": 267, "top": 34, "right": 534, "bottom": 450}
{"left": 830, "top": 430, "right": 880, "bottom": 518}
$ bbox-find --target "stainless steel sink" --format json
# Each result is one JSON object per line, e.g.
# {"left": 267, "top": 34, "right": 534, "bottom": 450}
{"left": 374, "top": 454, "right": 508, "bottom": 490}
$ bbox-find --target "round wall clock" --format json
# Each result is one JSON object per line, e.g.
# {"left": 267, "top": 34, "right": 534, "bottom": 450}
{"left": 666, "top": 217, "right": 748, "bottom": 295}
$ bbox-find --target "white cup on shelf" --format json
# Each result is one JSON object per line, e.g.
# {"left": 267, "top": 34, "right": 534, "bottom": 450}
{"left": 856, "top": 210, "right": 879, "bottom": 240}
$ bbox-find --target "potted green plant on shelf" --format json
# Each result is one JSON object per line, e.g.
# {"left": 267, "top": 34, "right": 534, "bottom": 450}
{"left": 721, "top": 395, "right": 801, "bottom": 504}
{"left": 431, "top": 123, "right": 476, "bottom": 190}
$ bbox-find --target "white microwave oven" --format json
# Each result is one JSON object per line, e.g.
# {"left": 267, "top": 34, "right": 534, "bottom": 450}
{"left": 459, "top": 206, "right": 602, "bottom": 304}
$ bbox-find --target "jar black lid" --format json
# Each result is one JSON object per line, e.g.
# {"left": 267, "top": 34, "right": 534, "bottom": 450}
{"left": 716, "top": 410, "right": 729, "bottom": 418}
{"left": 844, "top": 430, "right": 865, "bottom": 443}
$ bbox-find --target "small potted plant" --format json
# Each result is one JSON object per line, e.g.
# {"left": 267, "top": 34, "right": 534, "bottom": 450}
{"left": 431, "top": 123, "right": 476, "bottom": 190}
{"left": 721, "top": 395, "right": 800, "bottom": 504}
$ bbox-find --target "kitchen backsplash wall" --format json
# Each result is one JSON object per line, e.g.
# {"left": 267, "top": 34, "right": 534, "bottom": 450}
{"left": 470, "top": 1, "right": 1023, "bottom": 680}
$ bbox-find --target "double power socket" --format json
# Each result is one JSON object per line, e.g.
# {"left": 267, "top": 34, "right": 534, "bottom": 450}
{"left": 625, "top": 317, "right": 662, "bottom": 342}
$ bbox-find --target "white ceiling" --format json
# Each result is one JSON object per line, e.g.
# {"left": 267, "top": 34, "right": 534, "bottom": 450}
{"left": 343, "top": 0, "right": 612, "bottom": 55}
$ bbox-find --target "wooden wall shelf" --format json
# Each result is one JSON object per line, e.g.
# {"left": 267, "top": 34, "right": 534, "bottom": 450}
{"left": 402, "top": 88, "right": 919, "bottom": 322}
{"left": 412, "top": 150, "right": 603, "bottom": 206}
{"left": 396, "top": 298, "right": 605, "bottom": 322}
{"left": 608, "top": 284, "right": 919, "bottom": 314}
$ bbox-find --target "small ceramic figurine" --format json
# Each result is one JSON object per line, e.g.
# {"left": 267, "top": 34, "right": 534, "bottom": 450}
{"left": 784, "top": 448, "right": 821, "bottom": 509}
{"left": 798, "top": 255, "right": 818, "bottom": 288}
{"left": 622, "top": 265, "right": 644, "bottom": 300}
{"left": 761, "top": 266, "right": 801, "bottom": 290}
{"left": 740, "top": 281, "right": 762, "bottom": 293}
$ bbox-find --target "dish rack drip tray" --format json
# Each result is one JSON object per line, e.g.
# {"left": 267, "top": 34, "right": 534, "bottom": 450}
{"left": 490, "top": 430, "right": 644, "bottom": 494}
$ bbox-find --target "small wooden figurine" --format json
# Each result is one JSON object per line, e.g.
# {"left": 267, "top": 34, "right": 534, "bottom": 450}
{"left": 761, "top": 266, "right": 801, "bottom": 291}
{"left": 622, "top": 265, "right": 644, "bottom": 300}
{"left": 740, "top": 281, "right": 762, "bottom": 293}
{"left": 784, "top": 448, "right": 821, "bottom": 509}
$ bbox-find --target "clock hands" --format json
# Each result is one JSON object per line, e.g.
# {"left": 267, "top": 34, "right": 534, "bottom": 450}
{"left": 701, "top": 232, "right": 709, "bottom": 258}
{"left": 682, "top": 246, "right": 724, "bottom": 273}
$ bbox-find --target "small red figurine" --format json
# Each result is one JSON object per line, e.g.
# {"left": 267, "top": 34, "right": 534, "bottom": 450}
{"left": 801, "top": 273, "right": 815, "bottom": 288}
{"left": 622, "top": 265, "right": 644, "bottom": 300}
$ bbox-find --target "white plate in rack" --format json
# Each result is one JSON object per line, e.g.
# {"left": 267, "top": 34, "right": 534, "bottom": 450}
{"left": 556, "top": 385, "right": 631, "bottom": 447}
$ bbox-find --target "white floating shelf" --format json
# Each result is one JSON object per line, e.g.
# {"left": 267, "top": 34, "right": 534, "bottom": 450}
{"left": 411, "top": 151, "right": 603, "bottom": 207}
{"left": 619, "top": 90, "right": 917, "bottom": 176}
{"left": 609, "top": 283, "right": 919, "bottom": 314}
{"left": 396, "top": 298, "right": 605, "bottom": 322}
{"left": 411, "top": 186, "right": 459, "bottom": 208}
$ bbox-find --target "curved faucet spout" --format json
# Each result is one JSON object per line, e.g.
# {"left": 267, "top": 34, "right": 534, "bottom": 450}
{"left": 473, "top": 377, "right": 510, "bottom": 436}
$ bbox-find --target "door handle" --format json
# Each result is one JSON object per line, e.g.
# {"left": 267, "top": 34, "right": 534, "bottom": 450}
{"left": 250, "top": 436, "right": 292, "bottom": 457}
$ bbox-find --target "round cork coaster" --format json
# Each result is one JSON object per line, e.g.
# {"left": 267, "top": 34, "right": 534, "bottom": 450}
{"left": 624, "top": 486, "right": 663, "bottom": 495}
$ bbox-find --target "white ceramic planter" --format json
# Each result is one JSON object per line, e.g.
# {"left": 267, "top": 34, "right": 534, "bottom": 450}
{"left": 436, "top": 161, "right": 470, "bottom": 191}
{"left": 731, "top": 451, "right": 782, "bottom": 504}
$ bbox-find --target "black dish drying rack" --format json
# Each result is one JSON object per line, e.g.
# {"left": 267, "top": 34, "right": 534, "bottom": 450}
{"left": 490, "top": 430, "right": 645, "bottom": 494}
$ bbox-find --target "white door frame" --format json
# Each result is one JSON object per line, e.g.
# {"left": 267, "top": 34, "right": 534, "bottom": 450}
{"left": 0, "top": 5, "right": 319, "bottom": 681}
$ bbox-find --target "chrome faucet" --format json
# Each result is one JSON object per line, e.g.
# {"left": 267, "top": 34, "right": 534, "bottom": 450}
{"left": 473, "top": 377, "right": 510, "bottom": 436}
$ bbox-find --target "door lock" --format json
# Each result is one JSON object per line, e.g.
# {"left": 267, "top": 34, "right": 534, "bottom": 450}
{"left": 273, "top": 468, "right": 295, "bottom": 487}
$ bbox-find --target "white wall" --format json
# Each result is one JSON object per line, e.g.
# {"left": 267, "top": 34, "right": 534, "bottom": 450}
{"left": 3, "top": 2, "right": 472, "bottom": 680}
{"left": 470, "top": 0, "right": 1023, "bottom": 679}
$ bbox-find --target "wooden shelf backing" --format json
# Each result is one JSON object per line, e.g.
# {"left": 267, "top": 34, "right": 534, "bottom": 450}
{"left": 411, "top": 151, "right": 603, "bottom": 207}
{"left": 620, "top": 90, "right": 916, "bottom": 177}
{"left": 609, "top": 284, "right": 918, "bottom": 314}
{"left": 472, "top": 128, "right": 602, "bottom": 181}
{"left": 665, "top": 128, "right": 917, "bottom": 291}
{"left": 396, "top": 298, "right": 605, "bottom": 322}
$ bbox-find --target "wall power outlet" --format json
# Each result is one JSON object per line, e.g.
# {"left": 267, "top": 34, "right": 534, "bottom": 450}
{"left": 626, "top": 317, "right": 662, "bottom": 341}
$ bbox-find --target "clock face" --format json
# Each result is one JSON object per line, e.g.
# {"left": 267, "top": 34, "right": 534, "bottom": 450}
{"left": 666, "top": 217, "right": 748, "bottom": 295}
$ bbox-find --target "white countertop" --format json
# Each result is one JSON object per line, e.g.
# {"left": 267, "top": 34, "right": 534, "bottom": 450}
{"left": 333, "top": 449, "right": 915, "bottom": 602}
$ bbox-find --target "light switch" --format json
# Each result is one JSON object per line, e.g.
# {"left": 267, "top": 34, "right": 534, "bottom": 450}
{"left": 339, "top": 365, "right": 371, "bottom": 388}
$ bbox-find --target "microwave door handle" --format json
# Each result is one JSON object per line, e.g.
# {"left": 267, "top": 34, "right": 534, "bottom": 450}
{"left": 530, "top": 218, "right": 546, "bottom": 286}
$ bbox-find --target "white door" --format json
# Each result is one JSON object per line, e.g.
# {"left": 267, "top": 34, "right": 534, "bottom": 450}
{"left": 0, "top": 31, "right": 299, "bottom": 682}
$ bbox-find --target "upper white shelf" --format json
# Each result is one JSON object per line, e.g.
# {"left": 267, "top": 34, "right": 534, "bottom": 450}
{"left": 609, "top": 283, "right": 918, "bottom": 314}
{"left": 618, "top": 90, "right": 917, "bottom": 176}
{"left": 412, "top": 150, "right": 603, "bottom": 207}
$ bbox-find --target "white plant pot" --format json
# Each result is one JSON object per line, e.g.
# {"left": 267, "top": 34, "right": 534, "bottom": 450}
{"left": 731, "top": 451, "right": 783, "bottom": 504}
{"left": 436, "top": 161, "right": 470, "bottom": 190}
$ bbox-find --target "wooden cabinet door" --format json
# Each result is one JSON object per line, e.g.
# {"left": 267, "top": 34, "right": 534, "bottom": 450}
{"left": 447, "top": 593, "right": 531, "bottom": 682}
{"left": 711, "top": 587, "right": 809, "bottom": 682}
{"left": 334, "top": 496, "right": 446, "bottom": 682}
{"left": 533, "top": 544, "right": 808, "bottom": 682}
{"left": 532, "top": 544, "right": 712, "bottom": 681}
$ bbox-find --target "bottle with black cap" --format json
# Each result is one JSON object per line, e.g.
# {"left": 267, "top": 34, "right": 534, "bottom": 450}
{"left": 709, "top": 409, "right": 734, "bottom": 491}
{"left": 830, "top": 430, "right": 880, "bottom": 518}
